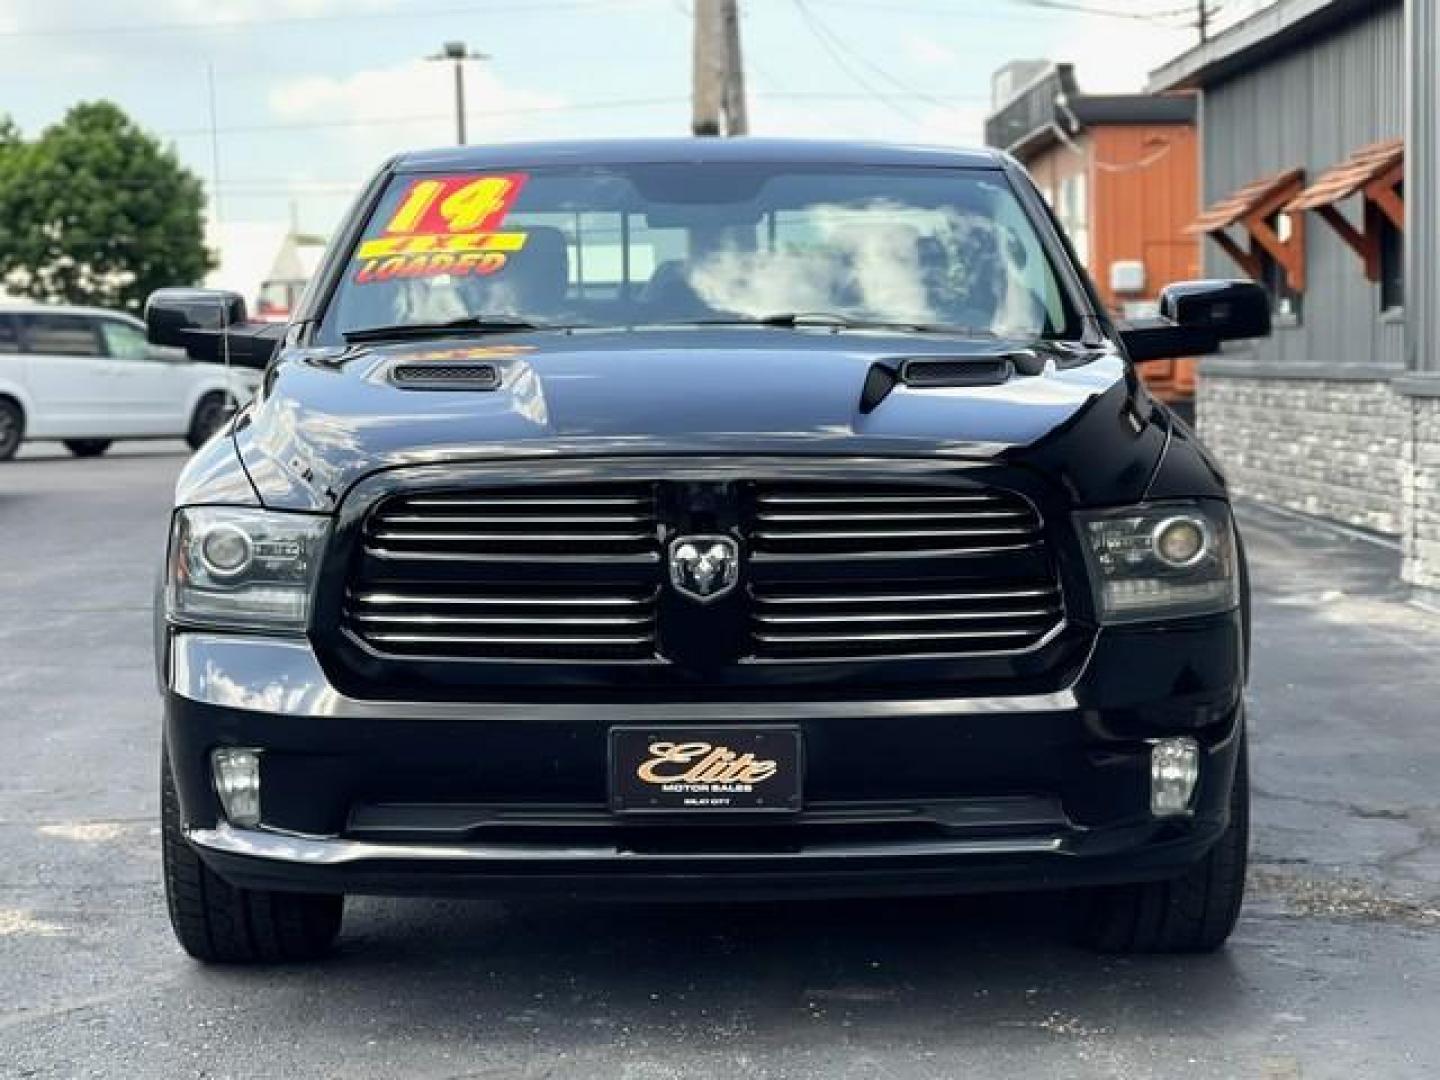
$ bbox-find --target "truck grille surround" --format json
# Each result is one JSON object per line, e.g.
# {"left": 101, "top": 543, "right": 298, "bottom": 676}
{"left": 341, "top": 473, "right": 1065, "bottom": 673}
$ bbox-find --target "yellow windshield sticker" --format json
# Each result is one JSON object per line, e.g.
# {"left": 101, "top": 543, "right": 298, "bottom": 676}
{"left": 355, "top": 172, "right": 530, "bottom": 283}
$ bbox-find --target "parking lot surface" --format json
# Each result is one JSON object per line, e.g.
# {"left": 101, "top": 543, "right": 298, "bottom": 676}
{"left": 3, "top": 442, "right": 1439, "bottom": 1079}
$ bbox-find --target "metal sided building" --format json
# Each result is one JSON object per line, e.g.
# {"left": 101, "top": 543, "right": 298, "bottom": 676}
{"left": 1150, "top": 0, "right": 1440, "bottom": 596}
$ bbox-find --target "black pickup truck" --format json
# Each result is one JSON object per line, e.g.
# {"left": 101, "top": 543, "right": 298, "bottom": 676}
{"left": 150, "top": 138, "right": 1267, "bottom": 963}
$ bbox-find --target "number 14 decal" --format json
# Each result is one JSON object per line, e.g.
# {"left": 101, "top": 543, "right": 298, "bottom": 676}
{"left": 384, "top": 173, "right": 528, "bottom": 236}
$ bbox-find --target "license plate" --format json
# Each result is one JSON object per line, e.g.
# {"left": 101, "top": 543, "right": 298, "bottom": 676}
{"left": 609, "top": 726, "right": 803, "bottom": 813}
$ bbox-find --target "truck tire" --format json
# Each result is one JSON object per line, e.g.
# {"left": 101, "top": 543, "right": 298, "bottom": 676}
{"left": 1076, "top": 735, "right": 1249, "bottom": 954}
{"left": 186, "top": 392, "right": 233, "bottom": 451}
{"left": 161, "top": 751, "right": 343, "bottom": 963}
{"left": 64, "top": 439, "right": 112, "bottom": 458}
{"left": 0, "top": 399, "right": 23, "bottom": 460}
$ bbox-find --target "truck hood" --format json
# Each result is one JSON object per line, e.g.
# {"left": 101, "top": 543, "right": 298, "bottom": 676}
{"left": 226, "top": 328, "right": 1156, "bottom": 511}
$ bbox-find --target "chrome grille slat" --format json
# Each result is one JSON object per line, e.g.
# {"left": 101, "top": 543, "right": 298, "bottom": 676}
{"left": 402, "top": 497, "right": 647, "bottom": 508}
{"left": 761, "top": 510, "right": 1030, "bottom": 522}
{"left": 753, "top": 527, "right": 1033, "bottom": 540}
{"left": 354, "top": 592, "right": 648, "bottom": 607}
{"left": 380, "top": 514, "right": 652, "bottom": 525}
{"left": 757, "top": 494, "right": 1004, "bottom": 505}
{"left": 756, "top": 609, "right": 1058, "bottom": 624}
{"left": 366, "top": 633, "right": 656, "bottom": 647}
{"left": 351, "top": 613, "right": 653, "bottom": 626}
{"left": 372, "top": 531, "right": 654, "bottom": 543}
{"left": 755, "top": 587, "right": 1054, "bottom": 605}
{"left": 755, "top": 628, "right": 1041, "bottom": 644}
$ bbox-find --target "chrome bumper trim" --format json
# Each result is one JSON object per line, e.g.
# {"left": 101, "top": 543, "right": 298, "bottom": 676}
{"left": 169, "top": 633, "right": 1080, "bottom": 721}
{"left": 186, "top": 821, "right": 1065, "bottom": 865}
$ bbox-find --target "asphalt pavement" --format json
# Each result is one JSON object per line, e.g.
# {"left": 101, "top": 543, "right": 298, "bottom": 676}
{"left": 2, "top": 440, "right": 1439, "bottom": 1079}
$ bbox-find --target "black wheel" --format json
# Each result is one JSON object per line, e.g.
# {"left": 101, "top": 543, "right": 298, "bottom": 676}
{"left": 63, "top": 439, "right": 112, "bottom": 458}
{"left": 186, "top": 392, "right": 233, "bottom": 451}
{"left": 0, "top": 398, "right": 23, "bottom": 461}
{"left": 161, "top": 751, "right": 343, "bottom": 964}
{"left": 1076, "top": 735, "right": 1249, "bottom": 954}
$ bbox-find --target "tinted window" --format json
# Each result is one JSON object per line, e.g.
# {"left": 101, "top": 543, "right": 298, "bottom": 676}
{"left": 0, "top": 315, "right": 19, "bottom": 354}
{"left": 322, "top": 163, "right": 1079, "bottom": 343}
{"left": 22, "top": 313, "right": 103, "bottom": 357}
{"left": 100, "top": 319, "right": 152, "bottom": 361}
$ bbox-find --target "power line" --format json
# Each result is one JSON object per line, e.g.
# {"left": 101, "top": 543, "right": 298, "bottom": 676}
{"left": 1002, "top": 0, "right": 1201, "bottom": 22}
{"left": 793, "top": 0, "right": 964, "bottom": 112}
{"left": 789, "top": 0, "right": 925, "bottom": 123}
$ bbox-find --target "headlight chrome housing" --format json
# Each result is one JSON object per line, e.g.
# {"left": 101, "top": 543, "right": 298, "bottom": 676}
{"left": 1076, "top": 502, "right": 1239, "bottom": 624}
{"left": 166, "top": 508, "right": 330, "bottom": 632}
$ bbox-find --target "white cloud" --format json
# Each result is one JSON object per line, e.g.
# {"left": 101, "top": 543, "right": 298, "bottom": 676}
{"left": 267, "top": 59, "right": 567, "bottom": 173}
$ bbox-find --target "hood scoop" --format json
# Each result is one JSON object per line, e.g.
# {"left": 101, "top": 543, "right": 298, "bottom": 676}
{"left": 389, "top": 361, "right": 501, "bottom": 391}
{"left": 860, "top": 351, "right": 1045, "bottom": 413}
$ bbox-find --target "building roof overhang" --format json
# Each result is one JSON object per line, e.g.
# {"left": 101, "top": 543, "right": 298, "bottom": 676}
{"left": 1148, "top": 0, "right": 1400, "bottom": 93}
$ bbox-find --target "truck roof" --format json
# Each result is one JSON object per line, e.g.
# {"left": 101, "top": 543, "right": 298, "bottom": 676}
{"left": 394, "top": 137, "right": 1006, "bottom": 173}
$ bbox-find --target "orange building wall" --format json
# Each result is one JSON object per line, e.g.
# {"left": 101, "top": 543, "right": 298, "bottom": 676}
{"left": 1090, "top": 124, "right": 1201, "bottom": 401}
{"left": 1023, "top": 123, "right": 1201, "bottom": 405}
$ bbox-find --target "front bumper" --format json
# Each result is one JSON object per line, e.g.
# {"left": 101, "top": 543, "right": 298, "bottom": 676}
{"left": 165, "top": 617, "right": 1245, "bottom": 900}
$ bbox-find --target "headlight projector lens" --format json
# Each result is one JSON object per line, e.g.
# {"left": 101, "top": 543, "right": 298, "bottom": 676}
{"left": 200, "top": 523, "right": 253, "bottom": 577}
{"left": 1151, "top": 516, "right": 1209, "bottom": 569}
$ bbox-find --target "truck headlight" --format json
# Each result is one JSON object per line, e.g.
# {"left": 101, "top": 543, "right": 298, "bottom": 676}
{"left": 166, "top": 508, "right": 330, "bottom": 632}
{"left": 1076, "top": 502, "right": 1238, "bottom": 624}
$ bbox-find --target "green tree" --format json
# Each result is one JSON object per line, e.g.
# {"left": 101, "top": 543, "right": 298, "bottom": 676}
{"left": 0, "top": 102, "right": 215, "bottom": 311}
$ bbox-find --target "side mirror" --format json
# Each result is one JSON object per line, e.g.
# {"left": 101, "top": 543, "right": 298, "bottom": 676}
{"left": 145, "top": 287, "right": 283, "bottom": 370}
{"left": 1118, "top": 279, "right": 1271, "bottom": 363}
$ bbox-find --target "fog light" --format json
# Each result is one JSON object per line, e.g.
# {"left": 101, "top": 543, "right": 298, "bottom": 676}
{"left": 211, "top": 748, "right": 262, "bottom": 827}
{"left": 1150, "top": 737, "right": 1200, "bottom": 817}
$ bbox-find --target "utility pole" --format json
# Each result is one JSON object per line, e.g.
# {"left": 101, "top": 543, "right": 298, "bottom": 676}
{"left": 1197, "top": 0, "right": 1209, "bottom": 43}
{"left": 692, "top": 0, "right": 724, "bottom": 136}
{"left": 720, "top": 0, "right": 748, "bottom": 136}
{"left": 692, "top": 0, "right": 747, "bottom": 137}
{"left": 427, "top": 41, "right": 489, "bottom": 146}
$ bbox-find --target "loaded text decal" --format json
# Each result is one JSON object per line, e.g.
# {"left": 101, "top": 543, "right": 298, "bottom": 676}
{"left": 354, "top": 173, "right": 529, "bottom": 283}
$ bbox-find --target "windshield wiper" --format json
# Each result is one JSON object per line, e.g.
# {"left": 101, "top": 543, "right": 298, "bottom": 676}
{"left": 665, "top": 313, "right": 997, "bottom": 336}
{"left": 343, "top": 316, "right": 571, "bottom": 344}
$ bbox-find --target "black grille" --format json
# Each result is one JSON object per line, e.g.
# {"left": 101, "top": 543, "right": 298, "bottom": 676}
{"left": 348, "top": 483, "right": 660, "bottom": 662}
{"left": 342, "top": 475, "right": 1062, "bottom": 668}
{"left": 346, "top": 581, "right": 659, "bottom": 661}
{"left": 750, "top": 482, "right": 1042, "bottom": 558}
{"left": 750, "top": 579, "right": 1062, "bottom": 661}
{"left": 364, "top": 485, "right": 658, "bottom": 561}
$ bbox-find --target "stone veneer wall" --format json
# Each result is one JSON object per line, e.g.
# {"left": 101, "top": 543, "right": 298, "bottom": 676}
{"left": 1197, "top": 374, "right": 1440, "bottom": 593}
{"left": 1197, "top": 376, "right": 1406, "bottom": 535}
{"left": 1401, "top": 395, "right": 1440, "bottom": 591}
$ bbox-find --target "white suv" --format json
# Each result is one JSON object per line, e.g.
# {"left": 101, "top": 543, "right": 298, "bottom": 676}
{"left": 0, "top": 302, "right": 262, "bottom": 460}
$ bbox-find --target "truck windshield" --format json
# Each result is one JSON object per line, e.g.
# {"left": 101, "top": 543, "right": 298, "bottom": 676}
{"left": 321, "top": 163, "right": 1079, "bottom": 343}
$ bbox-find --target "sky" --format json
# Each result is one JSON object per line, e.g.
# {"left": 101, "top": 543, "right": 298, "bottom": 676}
{"left": 0, "top": 0, "right": 1269, "bottom": 296}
